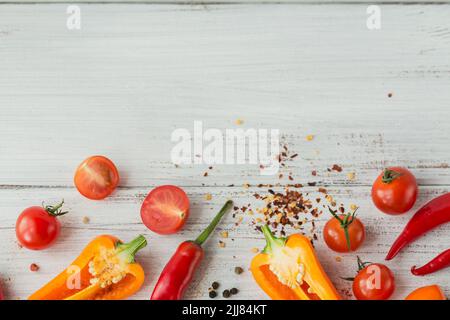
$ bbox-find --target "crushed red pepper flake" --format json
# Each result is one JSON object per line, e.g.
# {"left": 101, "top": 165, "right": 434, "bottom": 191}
{"left": 30, "top": 263, "right": 39, "bottom": 272}
{"left": 331, "top": 164, "right": 343, "bottom": 172}
{"left": 276, "top": 142, "right": 298, "bottom": 172}
{"left": 230, "top": 140, "right": 352, "bottom": 250}
{"left": 245, "top": 187, "right": 324, "bottom": 242}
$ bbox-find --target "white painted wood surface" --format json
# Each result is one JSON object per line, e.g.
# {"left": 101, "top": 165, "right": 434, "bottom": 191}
{"left": 0, "top": 3, "right": 449, "bottom": 300}
{"left": 0, "top": 1, "right": 447, "bottom": 3}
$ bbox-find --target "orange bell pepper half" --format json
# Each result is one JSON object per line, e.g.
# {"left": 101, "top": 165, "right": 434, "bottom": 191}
{"left": 405, "top": 285, "right": 446, "bottom": 300}
{"left": 251, "top": 225, "right": 340, "bottom": 300}
{"left": 29, "top": 234, "right": 147, "bottom": 300}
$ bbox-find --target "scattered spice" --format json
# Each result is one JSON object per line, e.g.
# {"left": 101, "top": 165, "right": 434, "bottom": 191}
{"left": 220, "top": 231, "right": 229, "bottom": 239}
{"left": 350, "top": 204, "right": 358, "bottom": 212}
{"left": 218, "top": 241, "right": 226, "bottom": 248}
{"left": 335, "top": 256, "right": 342, "bottom": 262}
{"left": 234, "top": 266, "right": 244, "bottom": 275}
{"left": 347, "top": 172, "right": 356, "bottom": 181}
{"left": 203, "top": 172, "right": 208, "bottom": 177}
{"left": 222, "top": 289, "right": 231, "bottom": 298}
{"left": 331, "top": 164, "right": 343, "bottom": 172}
{"left": 235, "top": 215, "right": 243, "bottom": 226}
{"left": 388, "top": 92, "right": 393, "bottom": 98}
{"left": 82, "top": 216, "right": 90, "bottom": 224}
{"left": 230, "top": 288, "right": 239, "bottom": 295}
{"left": 250, "top": 188, "right": 323, "bottom": 242}
{"left": 30, "top": 263, "right": 39, "bottom": 272}
{"left": 251, "top": 247, "right": 259, "bottom": 253}
{"left": 205, "top": 193, "right": 212, "bottom": 201}
{"left": 306, "top": 135, "right": 314, "bottom": 141}
{"left": 209, "top": 290, "right": 217, "bottom": 298}
{"left": 212, "top": 281, "right": 220, "bottom": 290}
{"left": 276, "top": 142, "right": 298, "bottom": 170}
{"left": 235, "top": 119, "right": 244, "bottom": 125}
{"left": 311, "top": 170, "right": 317, "bottom": 176}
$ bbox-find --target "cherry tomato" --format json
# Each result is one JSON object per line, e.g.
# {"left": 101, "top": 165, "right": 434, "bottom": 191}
{"left": 74, "top": 156, "right": 119, "bottom": 200}
{"left": 371, "top": 167, "right": 418, "bottom": 215}
{"left": 352, "top": 258, "right": 395, "bottom": 300}
{"left": 141, "top": 185, "right": 190, "bottom": 235}
{"left": 15, "top": 201, "right": 67, "bottom": 250}
{"left": 323, "top": 210, "right": 365, "bottom": 253}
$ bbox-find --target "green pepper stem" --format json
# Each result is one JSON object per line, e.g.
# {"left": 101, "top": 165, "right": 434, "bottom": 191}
{"left": 116, "top": 235, "right": 147, "bottom": 263}
{"left": 261, "top": 224, "right": 286, "bottom": 254}
{"left": 194, "top": 200, "right": 233, "bottom": 246}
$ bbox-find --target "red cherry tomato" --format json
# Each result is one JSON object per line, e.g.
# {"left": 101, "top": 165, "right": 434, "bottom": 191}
{"left": 141, "top": 185, "right": 190, "bottom": 235}
{"left": 323, "top": 210, "right": 365, "bottom": 253}
{"left": 15, "top": 201, "right": 67, "bottom": 250}
{"left": 371, "top": 167, "right": 418, "bottom": 215}
{"left": 74, "top": 156, "right": 119, "bottom": 200}
{"left": 352, "top": 259, "right": 395, "bottom": 300}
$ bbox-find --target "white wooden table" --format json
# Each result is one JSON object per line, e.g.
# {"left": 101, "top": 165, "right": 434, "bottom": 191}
{"left": 0, "top": 1, "right": 449, "bottom": 300}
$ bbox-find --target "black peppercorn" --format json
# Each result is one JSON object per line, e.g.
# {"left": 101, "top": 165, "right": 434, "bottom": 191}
{"left": 211, "top": 281, "right": 219, "bottom": 290}
{"left": 234, "top": 267, "right": 244, "bottom": 275}
{"left": 230, "top": 288, "right": 239, "bottom": 295}
{"left": 222, "top": 289, "right": 231, "bottom": 298}
{"left": 209, "top": 290, "right": 217, "bottom": 299}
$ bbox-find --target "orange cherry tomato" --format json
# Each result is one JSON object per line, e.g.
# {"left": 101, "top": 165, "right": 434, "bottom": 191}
{"left": 141, "top": 185, "right": 190, "bottom": 235}
{"left": 323, "top": 212, "right": 365, "bottom": 253}
{"left": 352, "top": 259, "right": 395, "bottom": 300}
{"left": 74, "top": 156, "right": 119, "bottom": 200}
{"left": 371, "top": 167, "right": 418, "bottom": 215}
{"left": 405, "top": 285, "right": 446, "bottom": 300}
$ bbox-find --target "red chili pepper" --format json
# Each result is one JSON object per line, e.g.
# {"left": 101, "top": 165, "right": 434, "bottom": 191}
{"left": 411, "top": 249, "right": 450, "bottom": 276}
{"left": 151, "top": 200, "right": 233, "bottom": 300}
{"left": 386, "top": 192, "right": 450, "bottom": 261}
{"left": 0, "top": 281, "right": 4, "bottom": 300}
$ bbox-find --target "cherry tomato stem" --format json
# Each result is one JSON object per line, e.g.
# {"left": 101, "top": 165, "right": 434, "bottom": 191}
{"left": 43, "top": 200, "right": 68, "bottom": 217}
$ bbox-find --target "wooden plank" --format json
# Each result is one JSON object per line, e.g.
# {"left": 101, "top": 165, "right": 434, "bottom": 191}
{"left": 1, "top": 4, "right": 450, "bottom": 188}
{"left": 0, "top": 185, "right": 448, "bottom": 299}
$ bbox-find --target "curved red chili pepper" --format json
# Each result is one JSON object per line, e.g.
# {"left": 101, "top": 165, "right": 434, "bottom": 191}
{"left": 151, "top": 200, "right": 233, "bottom": 300}
{"left": 0, "top": 280, "right": 4, "bottom": 300}
{"left": 411, "top": 249, "right": 450, "bottom": 276}
{"left": 386, "top": 192, "right": 450, "bottom": 260}
{"left": 150, "top": 241, "right": 203, "bottom": 300}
